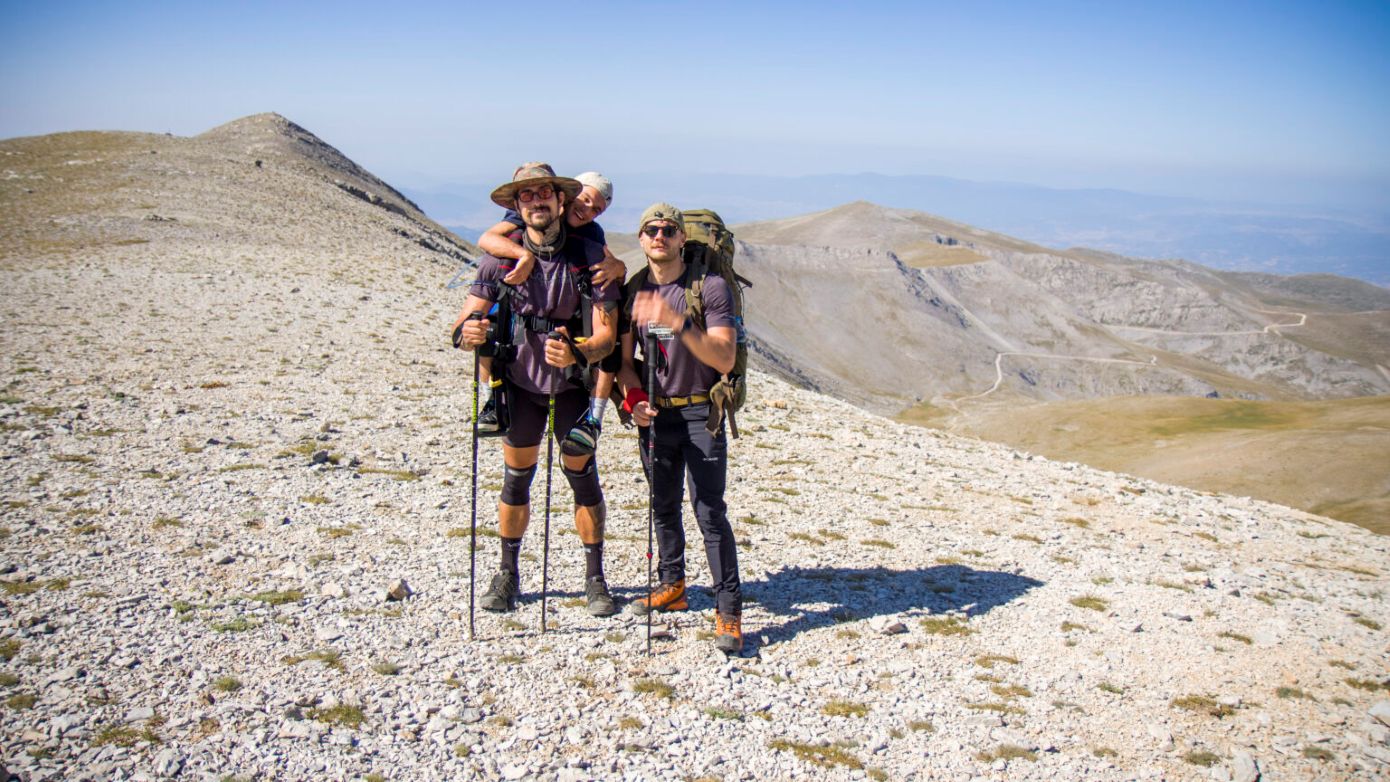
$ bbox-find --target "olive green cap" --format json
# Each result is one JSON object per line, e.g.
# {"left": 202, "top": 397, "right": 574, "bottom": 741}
{"left": 638, "top": 202, "right": 685, "bottom": 232}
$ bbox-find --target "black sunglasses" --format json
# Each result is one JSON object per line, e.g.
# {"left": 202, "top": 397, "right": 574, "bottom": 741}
{"left": 642, "top": 225, "right": 679, "bottom": 238}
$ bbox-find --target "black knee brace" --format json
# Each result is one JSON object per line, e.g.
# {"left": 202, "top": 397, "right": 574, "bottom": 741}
{"left": 562, "top": 461, "right": 604, "bottom": 508}
{"left": 499, "top": 464, "right": 537, "bottom": 505}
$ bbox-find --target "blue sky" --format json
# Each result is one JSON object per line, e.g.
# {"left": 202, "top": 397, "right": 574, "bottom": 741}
{"left": 2, "top": 0, "right": 1388, "bottom": 209}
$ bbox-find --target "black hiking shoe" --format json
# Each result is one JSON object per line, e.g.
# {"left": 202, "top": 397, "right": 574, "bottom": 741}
{"left": 480, "top": 571, "right": 519, "bottom": 612}
{"left": 561, "top": 413, "right": 601, "bottom": 457}
{"left": 584, "top": 576, "right": 617, "bottom": 617}
{"left": 476, "top": 397, "right": 500, "bottom": 433}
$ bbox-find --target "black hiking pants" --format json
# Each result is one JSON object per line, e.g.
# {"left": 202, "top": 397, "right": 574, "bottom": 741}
{"left": 639, "top": 403, "right": 741, "bottom": 616}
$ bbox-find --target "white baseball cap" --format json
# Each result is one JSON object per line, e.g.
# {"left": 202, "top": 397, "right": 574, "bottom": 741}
{"left": 574, "top": 171, "right": 613, "bottom": 205}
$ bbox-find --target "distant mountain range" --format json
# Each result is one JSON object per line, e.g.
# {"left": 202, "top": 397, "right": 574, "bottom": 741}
{"left": 405, "top": 172, "right": 1390, "bottom": 286}
{"left": 617, "top": 201, "right": 1390, "bottom": 416}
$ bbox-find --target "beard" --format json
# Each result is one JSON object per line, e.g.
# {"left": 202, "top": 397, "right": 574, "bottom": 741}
{"left": 522, "top": 204, "right": 559, "bottom": 231}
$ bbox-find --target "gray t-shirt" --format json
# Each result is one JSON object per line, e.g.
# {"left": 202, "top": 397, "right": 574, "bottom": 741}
{"left": 470, "top": 235, "right": 617, "bottom": 395}
{"left": 632, "top": 272, "right": 735, "bottom": 398}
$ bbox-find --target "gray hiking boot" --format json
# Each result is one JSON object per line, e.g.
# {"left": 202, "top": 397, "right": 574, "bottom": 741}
{"left": 480, "top": 571, "right": 519, "bottom": 612}
{"left": 562, "top": 413, "right": 601, "bottom": 457}
{"left": 476, "top": 397, "right": 500, "bottom": 433}
{"left": 584, "top": 576, "right": 617, "bottom": 617}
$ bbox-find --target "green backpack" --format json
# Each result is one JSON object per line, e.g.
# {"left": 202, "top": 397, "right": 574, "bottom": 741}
{"left": 625, "top": 208, "right": 751, "bottom": 437}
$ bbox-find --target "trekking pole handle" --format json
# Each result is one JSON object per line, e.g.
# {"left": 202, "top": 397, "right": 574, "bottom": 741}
{"left": 453, "top": 311, "right": 485, "bottom": 349}
{"left": 548, "top": 330, "right": 589, "bottom": 370}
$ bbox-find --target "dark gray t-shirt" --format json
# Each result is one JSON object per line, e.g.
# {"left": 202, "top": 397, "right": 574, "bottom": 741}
{"left": 632, "top": 272, "right": 735, "bottom": 398}
{"left": 470, "top": 235, "right": 617, "bottom": 395}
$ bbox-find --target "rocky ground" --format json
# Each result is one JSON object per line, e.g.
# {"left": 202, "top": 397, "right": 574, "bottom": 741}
{"left": 1, "top": 115, "right": 1388, "bottom": 781}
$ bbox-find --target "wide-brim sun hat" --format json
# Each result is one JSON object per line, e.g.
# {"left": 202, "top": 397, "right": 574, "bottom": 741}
{"left": 490, "top": 161, "right": 582, "bottom": 208}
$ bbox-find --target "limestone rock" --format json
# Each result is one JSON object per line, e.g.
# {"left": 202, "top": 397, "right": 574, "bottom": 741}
{"left": 384, "top": 579, "right": 413, "bottom": 602}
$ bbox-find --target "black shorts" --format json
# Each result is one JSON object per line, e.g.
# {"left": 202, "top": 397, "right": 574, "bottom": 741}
{"left": 503, "top": 385, "right": 590, "bottom": 449}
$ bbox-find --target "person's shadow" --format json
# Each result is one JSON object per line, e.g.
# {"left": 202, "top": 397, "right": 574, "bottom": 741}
{"left": 747, "top": 564, "right": 1043, "bottom": 644}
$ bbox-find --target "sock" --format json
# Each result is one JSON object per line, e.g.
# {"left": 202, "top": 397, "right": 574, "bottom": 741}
{"left": 478, "top": 383, "right": 493, "bottom": 405}
{"left": 588, "top": 397, "right": 608, "bottom": 421}
{"left": 584, "top": 541, "right": 604, "bottom": 580}
{"left": 500, "top": 537, "right": 522, "bottom": 575}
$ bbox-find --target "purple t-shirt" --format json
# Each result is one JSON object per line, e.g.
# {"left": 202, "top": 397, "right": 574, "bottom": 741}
{"left": 470, "top": 234, "right": 617, "bottom": 395}
{"left": 632, "top": 273, "right": 735, "bottom": 398}
{"left": 503, "top": 209, "right": 606, "bottom": 245}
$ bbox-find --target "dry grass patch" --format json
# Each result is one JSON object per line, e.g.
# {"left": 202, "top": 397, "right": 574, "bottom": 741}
{"left": 974, "top": 654, "right": 1019, "bottom": 669}
{"left": 92, "top": 723, "right": 158, "bottom": 746}
{"left": 1171, "top": 695, "right": 1235, "bottom": 718}
{"left": 356, "top": 467, "right": 420, "bottom": 481}
{"left": 632, "top": 679, "right": 673, "bottom": 699}
{"left": 977, "top": 744, "right": 1037, "bottom": 763}
{"left": 250, "top": 589, "right": 303, "bottom": 606}
{"left": 282, "top": 648, "right": 344, "bottom": 671}
{"left": 1183, "top": 750, "right": 1221, "bottom": 767}
{"left": 307, "top": 704, "right": 364, "bottom": 729}
{"left": 920, "top": 616, "right": 972, "bottom": 636}
{"left": 212, "top": 676, "right": 241, "bottom": 693}
{"left": 1345, "top": 678, "right": 1390, "bottom": 692}
{"left": 767, "top": 739, "right": 862, "bottom": 771}
{"left": 821, "top": 700, "right": 869, "bottom": 717}
{"left": 990, "top": 683, "right": 1033, "bottom": 699}
{"left": 966, "top": 701, "right": 1025, "bottom": 715}
{"left": 1069, "top": 595, "right": 1108, "bottom": 612}
{"left": 1303, "top": 746, "right": 1336, "bottom": 762}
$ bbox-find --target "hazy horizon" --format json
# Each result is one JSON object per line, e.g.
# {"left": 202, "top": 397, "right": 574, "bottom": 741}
{"left": 3, "top": 1, "right": 1389, "bottom": 216}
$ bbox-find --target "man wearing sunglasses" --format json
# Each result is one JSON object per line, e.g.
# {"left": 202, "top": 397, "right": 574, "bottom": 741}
{"left": 618, "top": 203, "right": 745, "bottom": 654}
{"left": 454, "top": 163, "right": 622, "bottom": 617}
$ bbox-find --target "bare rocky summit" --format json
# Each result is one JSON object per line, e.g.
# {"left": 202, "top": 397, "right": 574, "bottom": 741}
{"left": 1, "top": 116, "right": 1388, "bottom": 781}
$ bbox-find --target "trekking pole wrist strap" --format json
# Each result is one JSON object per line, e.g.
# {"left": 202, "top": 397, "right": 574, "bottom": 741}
{"left": 622, "top": 388, "right": 649, "bottom": 414}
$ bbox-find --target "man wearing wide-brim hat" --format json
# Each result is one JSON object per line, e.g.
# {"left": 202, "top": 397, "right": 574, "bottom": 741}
{"left": 454, "top": 162, "right": 622, "bottom": 617}
{"left": 487, "top": 162, "right": 583, "bottom": 208}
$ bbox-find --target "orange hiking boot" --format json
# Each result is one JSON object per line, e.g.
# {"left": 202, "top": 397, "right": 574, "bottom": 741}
{"left": 629, "top": 579, "right": 687, "bottom": 616}
{"left": 714, "top": 612, "right": 743, "bottom": 654}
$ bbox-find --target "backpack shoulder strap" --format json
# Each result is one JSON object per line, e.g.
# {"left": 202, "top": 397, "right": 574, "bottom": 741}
{"left": 622, "top": 266, "right": 650, "bottom": 321}
{"left": 683, "top": 247, "right": 709, "bottom": 326}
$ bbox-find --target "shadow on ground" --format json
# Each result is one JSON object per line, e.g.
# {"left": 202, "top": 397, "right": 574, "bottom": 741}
{"left": 745, "top": 565, "right": 1044, "bottom": 644}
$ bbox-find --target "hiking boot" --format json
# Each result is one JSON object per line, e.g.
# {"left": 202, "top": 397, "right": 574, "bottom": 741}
{"left": 584, "top": 576, "right": 617, "bottom": 617}
{"left": 476, "top": 397, "right": 500, "bottom": 433}
{"left": 479, "top": 571, "right": 519, "bottom": 612}
{"left": 561, "top": 413, "right": 601, "bottom": 457}
{"left": 714, "top": 611, "right": 743, "bottom": 655}
{"left": 628, "top": 579, "right": 687, "bottom": 616}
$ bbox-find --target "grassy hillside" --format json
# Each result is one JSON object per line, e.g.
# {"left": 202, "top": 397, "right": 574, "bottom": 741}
{"left": 901, "top": 395, "right": 1390, "bottom": 534}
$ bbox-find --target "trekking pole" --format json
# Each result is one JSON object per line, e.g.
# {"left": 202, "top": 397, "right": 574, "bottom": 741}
{"left": 644, "top": 331, "right": 659, "bottom": 656}
{"left": 540, "top": 331, "right": 562, "bottom": 634}
{"left": 463, "top": 312, "right": 484, "bottom": 641}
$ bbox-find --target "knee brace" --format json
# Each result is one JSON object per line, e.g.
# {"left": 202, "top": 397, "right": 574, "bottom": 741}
{"left": 499, "top": 463, "right": 537, "bottom": 505}
{"left": 562, "top": 461, "right": 604, "bottom": 508}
